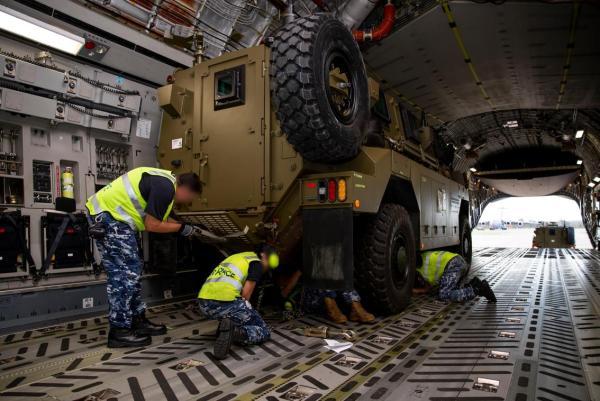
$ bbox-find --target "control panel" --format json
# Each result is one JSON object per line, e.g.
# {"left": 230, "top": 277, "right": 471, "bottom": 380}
{"left": 33, "top": 160, "right": 53, "bottom": 204}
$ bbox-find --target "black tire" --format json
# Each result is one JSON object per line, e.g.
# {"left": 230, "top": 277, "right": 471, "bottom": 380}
{"left": 270, "top": 14, "right": 370, "bottom": 163}
{"left": 457, "top": 216, "right": 473, "bottom": 266}
{"left": 355, "top": 204, "right": 417, "bottom": 315}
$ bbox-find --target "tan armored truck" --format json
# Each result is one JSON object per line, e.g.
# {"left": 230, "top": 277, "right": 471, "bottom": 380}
{"left": 532, "top": 223, "right": 576, "bottom": 249}
{"left": 157, "top": 15, "right": 470, "bottom": 314}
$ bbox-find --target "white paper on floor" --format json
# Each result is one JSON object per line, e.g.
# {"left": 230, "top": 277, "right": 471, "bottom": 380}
{"left": 323, "top": 339, "right": 353, "bottom": 353}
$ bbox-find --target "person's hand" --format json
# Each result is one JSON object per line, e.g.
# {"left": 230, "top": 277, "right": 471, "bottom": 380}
{"left": 178, "top": 224, "right": 195, "bottom": 237}
{"left": 412, "top": 287, "right": 429, "bottom": 296}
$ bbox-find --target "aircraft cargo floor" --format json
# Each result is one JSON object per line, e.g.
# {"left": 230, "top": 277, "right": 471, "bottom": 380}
{"left": 1, "top": 247, "right": 599, "bottom": 401}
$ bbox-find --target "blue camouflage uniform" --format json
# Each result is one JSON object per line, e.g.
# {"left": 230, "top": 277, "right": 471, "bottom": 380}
{"left": 197, "top": 252, "right": 271, "bottom": 346}
{"left": 303, "top": 288, "right": 362, "bottom": 313}
{"left": 197, "top": 299, "right": 270, "bottom": 345}
{"left": 94, "top": 212, "right": 145, "bottom": 328}
{"left": 436, "top": 255, "right": 475, "bottom": 302}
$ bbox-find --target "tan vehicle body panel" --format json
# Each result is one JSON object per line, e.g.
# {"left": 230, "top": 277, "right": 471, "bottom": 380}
{"left": 533, "top": 226, "right": 574, "bottom": 248}
{"left": 158, "top": 45, "right": 468, "bottom": 250}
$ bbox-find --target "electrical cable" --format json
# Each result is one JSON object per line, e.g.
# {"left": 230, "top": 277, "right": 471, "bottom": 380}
{"left": 64, "top": 103, "right": 127, "bottom": 119}
{"left": 157, "top": 0, "right": 247, "bottom": 47}
{"left": 68, "top": 70, "right": 140, "bottom": 95}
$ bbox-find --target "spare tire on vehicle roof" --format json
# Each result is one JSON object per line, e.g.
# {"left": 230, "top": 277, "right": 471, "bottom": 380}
{"left": 270, "top": 14, "right": 370, "bottom": 163}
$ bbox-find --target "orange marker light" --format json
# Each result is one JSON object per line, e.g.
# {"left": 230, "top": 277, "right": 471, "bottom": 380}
{"left": 354, "top": 199, "right": 361, "bottom": 208}
{"left": 338, "top": 178, "right": 347, "bottom": 201}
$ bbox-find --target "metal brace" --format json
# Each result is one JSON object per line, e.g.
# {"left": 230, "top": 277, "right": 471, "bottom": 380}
{"left": 335, "top": 355, "right": 362, "bottom": 367}
{"left": 473, "top": 377, "right": 499, "bottom": 393}
{"left": 302, "top": 326, "right": 357, "bottom": 342}
{"left": 488, "top": 350, "right": 509, "bottom": 360}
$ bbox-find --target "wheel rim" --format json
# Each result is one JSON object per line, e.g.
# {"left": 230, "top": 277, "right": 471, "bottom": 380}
{"left": 463, "top": 235, "right": 470, "bottom": 256}
{"left": 390, "top": 233, "right": 410, "bottom": 289}
{"left": 324, "top": 51, "right": 358, "bottom": 124}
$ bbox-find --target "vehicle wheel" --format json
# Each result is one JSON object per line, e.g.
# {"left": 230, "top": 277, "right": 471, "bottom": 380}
{"left": 355, "top": 204, "right": 417, "bottom": 315}
{"left": 270, "top": 14, "right": 370, "bottom": 163}
{"left": 456, "top": 216, "right": 472, "bottom": 273}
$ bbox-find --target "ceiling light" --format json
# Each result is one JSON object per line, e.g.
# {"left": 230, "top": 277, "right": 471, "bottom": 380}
{"left": 0, "top": 5, "right": 84, "bottom": 55}
{"left": 575, "top": 130, "right": 584, "bottom": 139}
{"left": 576, "top": 160, "right": 583, "bottom": 165}
{"left": 594, "top": 176, "right": 600, "bottom": 183}
{"left": 502, "top": 120, "right": 518, "bottom": 128}
{"left": 470, "top": 167, "right": 477, "bottom": 172}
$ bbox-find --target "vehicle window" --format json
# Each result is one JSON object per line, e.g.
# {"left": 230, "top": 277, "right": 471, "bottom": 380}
{"left": 214, "top": 65, "right": 245, "bottom": 110}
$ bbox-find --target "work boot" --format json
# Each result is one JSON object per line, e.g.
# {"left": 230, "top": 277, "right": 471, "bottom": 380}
{"left": 324, "top": 297, "right": 348, "bottom": 324}
{"left": 107, "top": 326, "right": 151, "bottom": 348}
{"left": 470, "top": 277, "right": 496, "bottom": 303}
{"left": 214, "top": 318, "right": 234, "bottom": 360}
{"left": 479, "top": 280, "right": 497, "bottom": 303}
{"left": 349, "top": 301, "right": 375, "bottom": 323}
{"left": 132, "top": 312, "right": 167, "bottom": 336}
{"left": 468, "top": 277, "right": 482, "bottom": 289}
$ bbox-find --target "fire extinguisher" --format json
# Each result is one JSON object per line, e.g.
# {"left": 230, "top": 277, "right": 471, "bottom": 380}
{"left": 62, "top": 167, "right": 74, "bottom": 199}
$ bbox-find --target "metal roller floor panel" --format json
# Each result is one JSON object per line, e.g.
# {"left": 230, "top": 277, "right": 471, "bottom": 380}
{"left": 1, "top": 247, "right": 599, "bottom": 401}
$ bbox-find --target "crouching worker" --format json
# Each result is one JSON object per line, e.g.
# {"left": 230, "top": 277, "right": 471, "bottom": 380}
{"left": 414, "top": 251, "right": 496, "bottom": 303}
{"left": 198, "top": 244, "right": 279, "bottom": 359}
{"left": 278, "top": 270, "right": 375, "bottom": 324}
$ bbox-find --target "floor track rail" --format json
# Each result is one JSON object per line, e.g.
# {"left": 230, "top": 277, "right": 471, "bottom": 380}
{"left": 0, "top": 247, "right": 599, "bottom": 401}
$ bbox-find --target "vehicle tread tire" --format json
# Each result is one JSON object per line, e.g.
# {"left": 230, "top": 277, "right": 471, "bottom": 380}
{"left": 270, "top": 14, "right": 369, "bottom": 163}
{"left": 458, "top": 216, "right": 472, "bottom": 266}
{"left": 355, "top": 204, "right": 416, "bottom": 315}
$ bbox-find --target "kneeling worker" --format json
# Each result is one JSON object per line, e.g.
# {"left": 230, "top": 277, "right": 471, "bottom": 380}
{"left": 86, "top": 167, "right": 202, "bottom": 348}
{"left": 414, "top": 251, "right": 496, "bottom": 303}
{"left": 198, "top": 244, "right": 279, "bottom": 359}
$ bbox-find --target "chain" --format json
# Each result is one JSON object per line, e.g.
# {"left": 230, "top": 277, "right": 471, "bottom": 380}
{"left": 65, "top": 102, "right": 128, "bottom": 119}
{"left": 68, "top": 70, "right": 140, "bottom": 96}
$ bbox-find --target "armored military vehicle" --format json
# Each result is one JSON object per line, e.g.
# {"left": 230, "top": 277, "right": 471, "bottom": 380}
{"left": 532, "top": 223, "right": 575, "bottom": 249}
{"left": 157, "top": 14, "right": 471, "bottom": 314}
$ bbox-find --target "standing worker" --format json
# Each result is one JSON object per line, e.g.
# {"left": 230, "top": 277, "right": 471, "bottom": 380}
{"left": 414, "top": 251, "right": 496, "bottom": 303}
{"left": 197, "top": 244, "right": 279, "bottom": 359}
{"left": 86, "top": 167, "right": 202, "bottom": 348}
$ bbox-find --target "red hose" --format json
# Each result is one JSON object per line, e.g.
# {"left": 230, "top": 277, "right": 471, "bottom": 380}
{"left": 353, "top": 3, "right": 396, "bottom": 42}
{"left": 312, "top": 0, "right": 328, "bottom": 11}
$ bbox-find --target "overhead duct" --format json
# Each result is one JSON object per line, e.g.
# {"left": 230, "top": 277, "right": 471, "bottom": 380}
{"left": 337, "top": 0, "right": 379, "bottom": 30}
{"left": 85, "top": 0, "right": 277, "bottom": 59}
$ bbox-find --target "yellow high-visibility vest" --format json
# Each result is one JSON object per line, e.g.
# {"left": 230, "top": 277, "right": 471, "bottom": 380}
{"left": 86, "top": 167, "right": 176, "bottom": 231}
{"left": 417, "top": 251, "right": 458, "bottom": 285}
{"left": 198, "top": 252, "right": 261, "bottom": 301}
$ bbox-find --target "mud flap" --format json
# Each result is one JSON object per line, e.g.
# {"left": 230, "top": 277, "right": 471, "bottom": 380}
{"left": 302, "top": 207, "right": 353, "bottom": 290}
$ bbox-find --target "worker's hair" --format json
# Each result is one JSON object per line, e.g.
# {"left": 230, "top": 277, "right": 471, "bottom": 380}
{"left": 255, "top": 242, "right": 277, "bottom": 257}
{"left": 177, "top": 172, "right": 202, "bottom": 193}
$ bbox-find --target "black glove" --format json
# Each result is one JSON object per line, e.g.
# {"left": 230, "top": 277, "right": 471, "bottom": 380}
{"left": 178, "top": 224, "right": 195, "bottom": 237}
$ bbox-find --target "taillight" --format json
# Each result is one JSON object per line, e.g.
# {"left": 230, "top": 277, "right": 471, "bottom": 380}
{"left": 0, "top": 227, "right": 5, "bottom": 234}
{"left": 337, "top": 178, "right": 347, "bottom": 201}
{"left": 317, "top": 179, "right": 327, "bottom": 202}
{"left": 66, "top": 227, "right": 75, "bottom": 234}
{"left": 328, "top": 179, "right": 336, "bottom": 202}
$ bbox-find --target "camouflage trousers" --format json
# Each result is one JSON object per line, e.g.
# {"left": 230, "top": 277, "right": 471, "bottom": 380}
{"left": 94, "top": 212, "right": 145, "bottom": 328}
{"left": 303, "top": 288, "right": 361, "bottom": 314}
{"left": 197, "top": 298, "right": 271, "bottom": 345}
{"left": 438, "top": 256, "right": 476, "bottom": 302}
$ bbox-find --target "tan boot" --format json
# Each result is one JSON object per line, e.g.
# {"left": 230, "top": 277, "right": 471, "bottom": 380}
{"left": 324, "top": 297, "right": 348, "bottom": 324}
{"left": 349, "top": 301, "right": 375, "bottom": 323}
